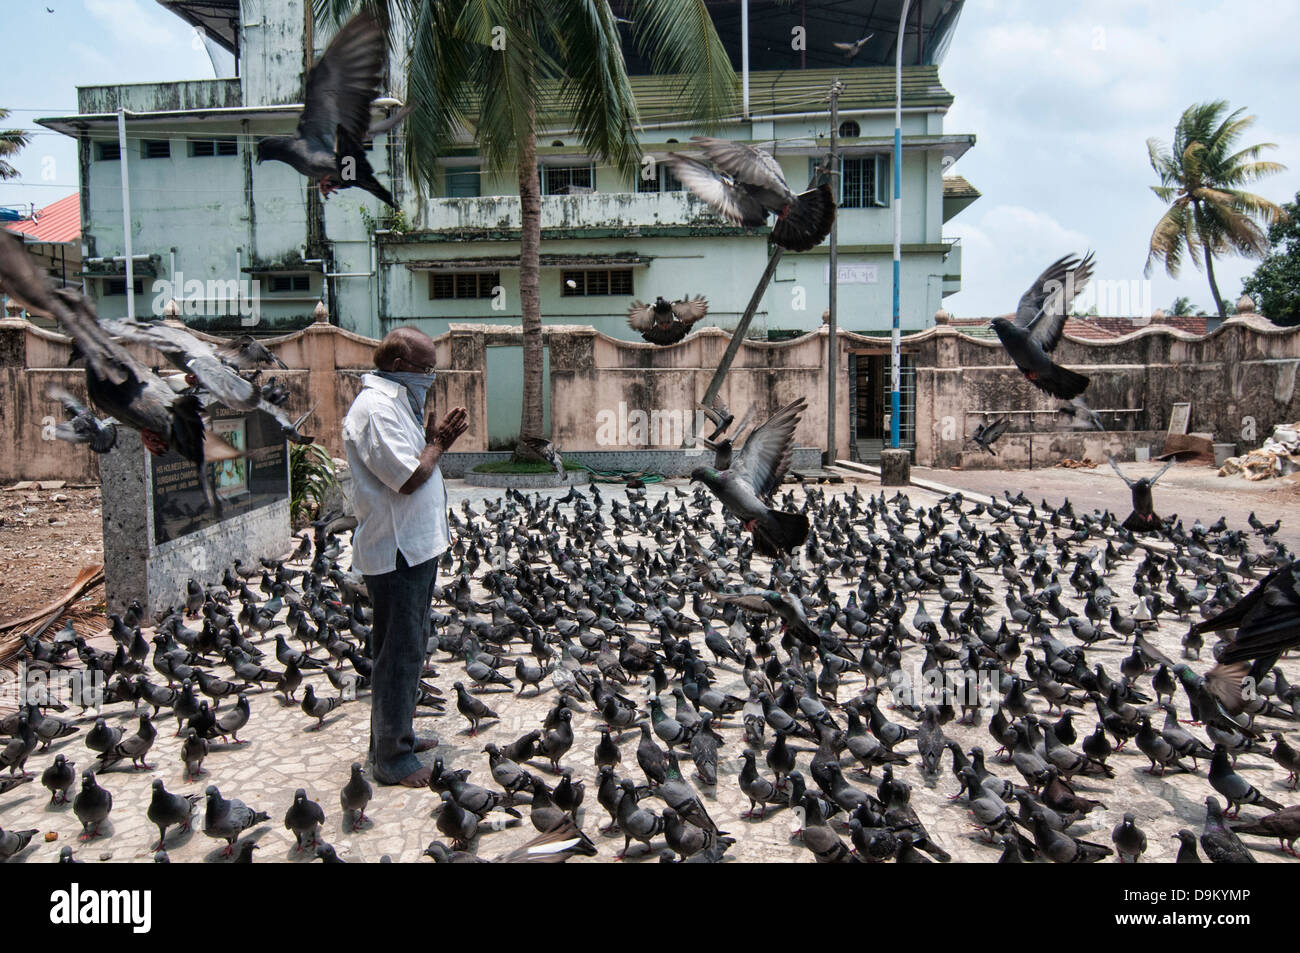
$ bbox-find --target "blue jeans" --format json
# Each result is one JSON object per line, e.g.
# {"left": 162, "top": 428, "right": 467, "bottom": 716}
{"left": 363, "top": 551, "right": 438, "bottom": 783}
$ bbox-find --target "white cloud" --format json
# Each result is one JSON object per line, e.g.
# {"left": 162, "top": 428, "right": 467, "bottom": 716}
{"left": 84, "top": 0, "right": 182, "bottom": 49}
{"left": 942, "top": 1, "right": 1300, "bottom": 317}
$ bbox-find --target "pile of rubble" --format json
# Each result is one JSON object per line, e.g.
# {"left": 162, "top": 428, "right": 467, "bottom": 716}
{"left": 1218, "top": 421, "right": 1300, "bottom": 480}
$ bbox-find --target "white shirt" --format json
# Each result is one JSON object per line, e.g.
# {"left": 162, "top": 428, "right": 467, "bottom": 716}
{"left": 342, "top": 373, "right": 450, "bottom": 575}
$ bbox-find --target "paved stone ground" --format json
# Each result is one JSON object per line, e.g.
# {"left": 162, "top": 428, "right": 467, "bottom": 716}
{"left": 0, "top": 474, "right": 1297, "bottom": 864}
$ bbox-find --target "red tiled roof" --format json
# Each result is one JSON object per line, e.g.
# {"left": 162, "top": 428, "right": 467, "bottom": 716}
{"left": 947, "top": 314, "right": 1121, "bottom": 340}
{"left": 3, "top": 193, "right": 80, "bottom": 244}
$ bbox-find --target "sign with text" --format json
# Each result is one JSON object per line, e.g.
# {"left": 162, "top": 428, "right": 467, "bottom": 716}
{"left": 149, "top": 408, "right": 288, "bottom": 545}
{"left": 825, "top": 263, "right": 879, "bottom": 284}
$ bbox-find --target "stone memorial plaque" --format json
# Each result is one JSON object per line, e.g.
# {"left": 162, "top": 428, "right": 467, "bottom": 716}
{"left": 149, "top": 407, "right": 289, "bottom": 545}
{"left": 1166, "top": 402, "right": 1191, "bottom": 436}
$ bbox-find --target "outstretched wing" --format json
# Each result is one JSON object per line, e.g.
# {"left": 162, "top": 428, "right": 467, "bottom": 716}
{"left": 1149, "top": 459, "right": 1176, "bottom": 486}
{"left": 215, "top": 335, "right": 286, "bottom": 370}
{"left": 298, "top": 13, "right": 387, "bottom": 150}
{"left": 0, "top": 233, "right": 134, "bottom": 387}
{"left": 731, "top": 397, "right": 806, "bottom": 499}
{"left": 1015, "top": 252, "right": 1094, "bottom": 353}
{"left": 690, "top": 137, "right": 790, "bottom": 195}
{"left": 626, "top": 301, "right": 656, "bottom": 333}
{"left": 664, "top": 154, "right": 767, "bottom": 226}
{"left": 671, "top": 295, "right": 709, "bottom": 326}
{"left": 697, "top": 395, "right": 730, "bottom": 428}
{"left": 104, "top": 319, "right": 260, "bottom": 411}
{"left": 1107, "top": 454, "right": 1137, "bottom": 489}
{"left": 714, "top": 592, "right": 776, "bottom": 616}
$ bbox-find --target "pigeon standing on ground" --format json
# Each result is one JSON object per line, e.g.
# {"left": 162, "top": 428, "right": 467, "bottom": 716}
{"left": 204, "top": 784, "right": 270, "bottom": 857}
{"left": 72, "top": 770, "right": 113, "bottom": 841}
{"left": 147, "top": 779, "right": 200, "bottom": 851}
{"left": 1200, "top": 796, "right": 1256, "bottom": 863}
{"left": 0, "top": 824, "right": 39, "bottom": 861}
{"left": 284, "top": 788, "right": 326, "bottom": 852}
{"left": 341, "top": 763, "right": 373, "bottom": 832}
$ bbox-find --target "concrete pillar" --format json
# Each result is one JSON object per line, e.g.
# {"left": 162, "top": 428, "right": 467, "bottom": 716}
{"left": 880, "top": 448, "right": 911, "bottom": 486}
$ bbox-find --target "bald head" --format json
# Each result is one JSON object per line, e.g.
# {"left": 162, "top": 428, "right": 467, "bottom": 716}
{"left": 374, "top": 326, "right": 437, "bottom": 372}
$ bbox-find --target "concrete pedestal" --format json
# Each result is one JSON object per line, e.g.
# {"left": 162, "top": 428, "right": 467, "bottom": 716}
{"left": 879, "top": 448, "right": 911, "bottom": 487}
{"left": 100, "top": 422, "right": 292, "bottom": 616}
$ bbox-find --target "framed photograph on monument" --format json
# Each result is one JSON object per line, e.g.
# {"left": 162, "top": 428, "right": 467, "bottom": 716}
{"left": 213, "top": 418, "right": 249, "bottom": 500}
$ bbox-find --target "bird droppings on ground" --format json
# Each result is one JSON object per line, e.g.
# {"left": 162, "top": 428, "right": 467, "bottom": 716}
{"left": 1, "top": 476, "right": 1298, "bottom": 863}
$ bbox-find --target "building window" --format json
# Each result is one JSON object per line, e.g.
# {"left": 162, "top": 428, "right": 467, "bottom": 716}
{"left": 838, "top": 120, "right": 861, "bottom": 138}
{"left": 541, "top": 163, "right": 594, "bottom": 195}
{"left": 268, "top": 274, "right": 311, "bottom": 293}
{"left": 562, "top": 269, "right": 633, "bottom": 296}
{"left": 636, "top": 161, "right": 682, "bottom": 194}
{"left": 445, "top": 167, "right": 480, "bottom": 198}
{"left": 839, "top": 155, "right": 890, "bottom": 208}
{"left": 429, "top": 271, "right": 500, "bottom": 300}
{"left": 188, "top": 137, "right": 238, "bottom": 157}
{"left": 95, "top": 141, "right": 121, "bottom": 161}
{"left": 103, "top": 277, "right": 144, "bottom": 296}
{"left": 141, "top": 139, "right": 171, "bottom": 159}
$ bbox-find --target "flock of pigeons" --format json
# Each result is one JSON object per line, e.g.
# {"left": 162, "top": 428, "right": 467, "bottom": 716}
{"left": 2, "top": 447, "right": 1299, "bottom": 862}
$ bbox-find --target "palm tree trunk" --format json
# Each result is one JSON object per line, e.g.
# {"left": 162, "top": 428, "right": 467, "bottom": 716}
{"left": 1204, "top": 245, "right": 1226, "bottom": 319}
{"left": 516, "top": 105, "right": 545, "bottom": 450}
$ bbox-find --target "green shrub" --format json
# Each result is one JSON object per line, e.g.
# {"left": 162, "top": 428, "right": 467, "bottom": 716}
{"left": 290, "top": 443, "right": 338, "bottom": 524}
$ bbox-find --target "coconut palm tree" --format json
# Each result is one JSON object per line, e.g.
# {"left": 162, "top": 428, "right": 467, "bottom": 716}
{"left": 317, "top": 0, "right": 735, "bottom": 457}
{"left": 1146, "top": 101, "right": 1288, "bottom": 319}
{"left": 0, "top": 109, "right": 32, "bottom": 180}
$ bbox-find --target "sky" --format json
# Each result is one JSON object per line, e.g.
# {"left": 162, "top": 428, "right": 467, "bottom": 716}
{"left": 1, "top": 0, "right": 1297, "bottom": 318}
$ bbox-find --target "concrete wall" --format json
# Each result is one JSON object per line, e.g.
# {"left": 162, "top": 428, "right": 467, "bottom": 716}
{"left": 910, "top": 314, "right": 1300, "bottom": 469}
{"left": 0, "top": 316, "right": 846, "bottom": 482}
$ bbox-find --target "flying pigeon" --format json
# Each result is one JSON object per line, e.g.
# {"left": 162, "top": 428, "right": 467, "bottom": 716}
{"left": 990, "top": 253, "right": 1095, "bottom": 400}
{"left": 45, "top": 385, "right": 117, "bottom": 453}
{"left": 101, "top": 318, "right": 314, "bottom": 445}
{"left": 214, "top": 334, "right": 287, "bottom": 371}
{"left": 970, "top": 416, "right": 1009, "bottom": 455}
{"left": 0, "top": 232, "right": 239, "bottom": 514}
{"left": 666, "top": 137, "right": 836, "bottom": 252}
{"left": 626, "top": 295, "right": 709, "bottom": 345}
{"left": 255, "top": 13, "right": 404, "bottom": 207}
{"left": 833, "top": 33, "right": 874, "bottom": 61}
{"left": 690, "top": 397, "right": 810, "bottom": 557}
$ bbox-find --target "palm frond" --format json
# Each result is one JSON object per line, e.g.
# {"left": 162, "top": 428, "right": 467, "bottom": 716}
{"left": 624, "top": 0, "right": 738, "bottom": 131}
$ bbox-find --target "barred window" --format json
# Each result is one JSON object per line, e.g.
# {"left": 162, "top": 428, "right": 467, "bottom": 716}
{"left": 562, "top": 269, "right": 633, "bottom": 296}
{"left": 542, "top": 164, "right": 594, "bottom": 195}
{"left": 430, "top": 271, "right": 500, "bottom": 299}
{"left": 189, "top": 138, "right": 238, "bottom": 157}
{"left": 142, "top": 139, "right": 171, "bottom": 159}
{"left": 95, "top": 141, "right": 121, "bottom": 161}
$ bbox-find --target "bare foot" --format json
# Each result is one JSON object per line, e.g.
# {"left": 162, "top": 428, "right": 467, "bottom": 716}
{"left": 389, "top": 766, "right": 433, "bottom": 788}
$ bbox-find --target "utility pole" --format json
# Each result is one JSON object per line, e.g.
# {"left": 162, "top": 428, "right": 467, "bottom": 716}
{"left": 701, "top": 247, "right": 784, "bottom": 409}
{"left": 825, "top": 79, "right": 843, "bottom": 466}
{"left": 891, "top": 0, "right": 912, "bottom": 450}
{"left": 116, "top": 109, "right": 135, "bottom": 320}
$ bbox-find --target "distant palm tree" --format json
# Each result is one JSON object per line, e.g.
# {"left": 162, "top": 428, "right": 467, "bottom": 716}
{"left": 1168, "top": 296, "right": 1194, "bottom": 316}
{"left": 0, "top": 109, "right": 31, "bottom": 180}
{"left": 1146, "top": 101, "right": 1288, "bottom": 319}
{"left": 317, "top": 0, "right": 735, "bottom": 456}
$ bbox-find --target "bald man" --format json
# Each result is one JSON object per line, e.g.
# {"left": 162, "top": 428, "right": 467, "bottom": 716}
{"left": 342, "top": 326, "right": 468, "bottom": 786}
